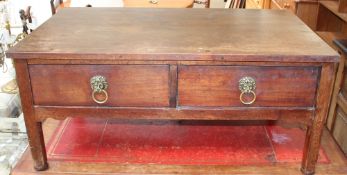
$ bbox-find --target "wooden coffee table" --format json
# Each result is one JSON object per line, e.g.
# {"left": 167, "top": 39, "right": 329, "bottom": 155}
{"left": 7, "top": 8, "right": 338, "bottom": 175}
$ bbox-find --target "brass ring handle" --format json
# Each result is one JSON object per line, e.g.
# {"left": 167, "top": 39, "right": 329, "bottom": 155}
{"left": 239, "top": 77, "right": 256, "bottom": 105}
{"left": 239, "top": 90, "right": 256, "bottom": 105}
{"left": 92, "top": 90, "right": 109, "bottom": 104}
{"left": 90, "top": 75, "right": 109, "bottom": 104}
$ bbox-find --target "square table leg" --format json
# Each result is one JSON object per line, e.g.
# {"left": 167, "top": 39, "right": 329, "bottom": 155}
{"left": 301, "top": 63, "right": 336, "bottom": 175}
{"left": 15, "top": 59, "right": 48, "bottom": 171}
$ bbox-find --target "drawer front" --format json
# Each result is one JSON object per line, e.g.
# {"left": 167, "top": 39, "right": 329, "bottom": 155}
{"left": 29, "top": 65, "right": 170, "bottom": 107}
{"left": 178, "top": 66, "right": 318, "bottom": 107}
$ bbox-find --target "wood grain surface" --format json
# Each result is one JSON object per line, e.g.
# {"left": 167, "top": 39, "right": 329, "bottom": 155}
{"left": 14, "top": 60, "right": 48, "bottom": 171}
{"left": 178, "top": 66, "right": 319, "bottom": 107}
{"left": 33, "top": 106, "right": 314, "bottom": 125}
{"left": 6, "top": 8, "right": 337, "bottom": 62}
{"left": 29, "top": 65, "right": 170, "bottom": 107}
{"left": 301, "top": 64, "right": 336, "bottom": 174}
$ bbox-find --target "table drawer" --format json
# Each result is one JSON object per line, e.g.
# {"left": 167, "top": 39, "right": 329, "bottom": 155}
{"left": 178, "top": 66, "right": 318, "bottom": 107}
{"left": 29, "top": 65, "right": 170, "bottom": 107}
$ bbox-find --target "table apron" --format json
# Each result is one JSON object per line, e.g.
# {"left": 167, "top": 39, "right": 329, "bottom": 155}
{"left": 33, "top": 106, "right": 314, "bottom": 125}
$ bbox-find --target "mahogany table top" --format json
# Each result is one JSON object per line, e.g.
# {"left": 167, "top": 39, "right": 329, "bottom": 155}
{"left": 7, "top": 8, "right": 338, "bottom": 62}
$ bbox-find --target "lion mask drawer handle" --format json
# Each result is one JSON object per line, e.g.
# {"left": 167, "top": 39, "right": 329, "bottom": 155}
{"left": 90, "top": 75, "right": 109, "bottom": 104}
{"left": 239, "top": 77, "right": 256, "bottom": 105}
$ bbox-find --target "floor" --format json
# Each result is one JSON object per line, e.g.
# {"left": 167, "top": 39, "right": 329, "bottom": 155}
{"left": 0, "top": 51, "right": 27, "bottom": 175}
{"left": 0, "top": 130, "right": 27, "bottom": 175}
{"left": 12, "top": 119, "right": 347, "bottom": 175}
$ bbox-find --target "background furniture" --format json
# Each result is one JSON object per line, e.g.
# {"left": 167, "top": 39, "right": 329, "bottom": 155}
{"left": 123, "top": 0, "right": 194, "bottom": 8}
{"left": 247, "top": 0, "right": 270, "bottom": 8}
{"left": 270, "top": 0, "right": 295, "bottom": 11}
{"left": 316, "top": 0, "right": 347, "bottom": 49}
{"left": 314, "top": 0, "right": 347, "bottom": 156}
{"left": 50, "top": 0, "right": 63, "bottom": 15}
{"left": 70, "top": 0, "right": 123, "bottom": 7}
{"left": 246, "top": 0, "right": 318, "bottom": 30}
{"left": 194, "top": 0, "right": 210, "bottom": 8}
{"left": 326, "top": 39, "right": 347, "bottom": 156}
{"left": 294, "top": 0, "right": 319, "bottom": 30}
{"left": 267, "top": 0, "right": 319, "bottom": 30}
{"left": 225, "top": 0, "right": 246, "bottom": 8}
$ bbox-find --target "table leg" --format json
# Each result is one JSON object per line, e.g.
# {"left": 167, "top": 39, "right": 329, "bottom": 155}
{"left": 301, "top": 64, "right": 336, "bottom": 175}
{"left": 14, "top": 59, "right": 48, "bottom": 171}
{"left": 301, "top": 123, "right": 324, "bottom": 175}
{"left": 24, "top": 120, "right": 48, "bottom": 171}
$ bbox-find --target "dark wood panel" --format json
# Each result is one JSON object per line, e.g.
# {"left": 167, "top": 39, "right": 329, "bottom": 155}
{"left": 317, "top": 4, "right": 343, "bottom": 32}
{"left": 339, "top": 0, "right": 347, "bottom": 13}
{"left": 178, "top": 66, "right": 319, "bottom": 107}
{"left": 295, "top": 1, "right": 319, "bottom": 30}
{"left": 29, "top": 65, "right": 170, "bottom": 107}
{"left": 6, "top": 8, "right": 337, "bottom": 62}
{"left": 169, "top": 65, "right": 178, "bottom": 107}
{"left": 319, "top": 1, "right": 347, "bottom": 22}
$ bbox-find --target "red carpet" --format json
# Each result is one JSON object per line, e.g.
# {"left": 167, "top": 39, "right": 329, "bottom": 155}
{"left": 46, "top": 118, "right": 329, "bottom": 165}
